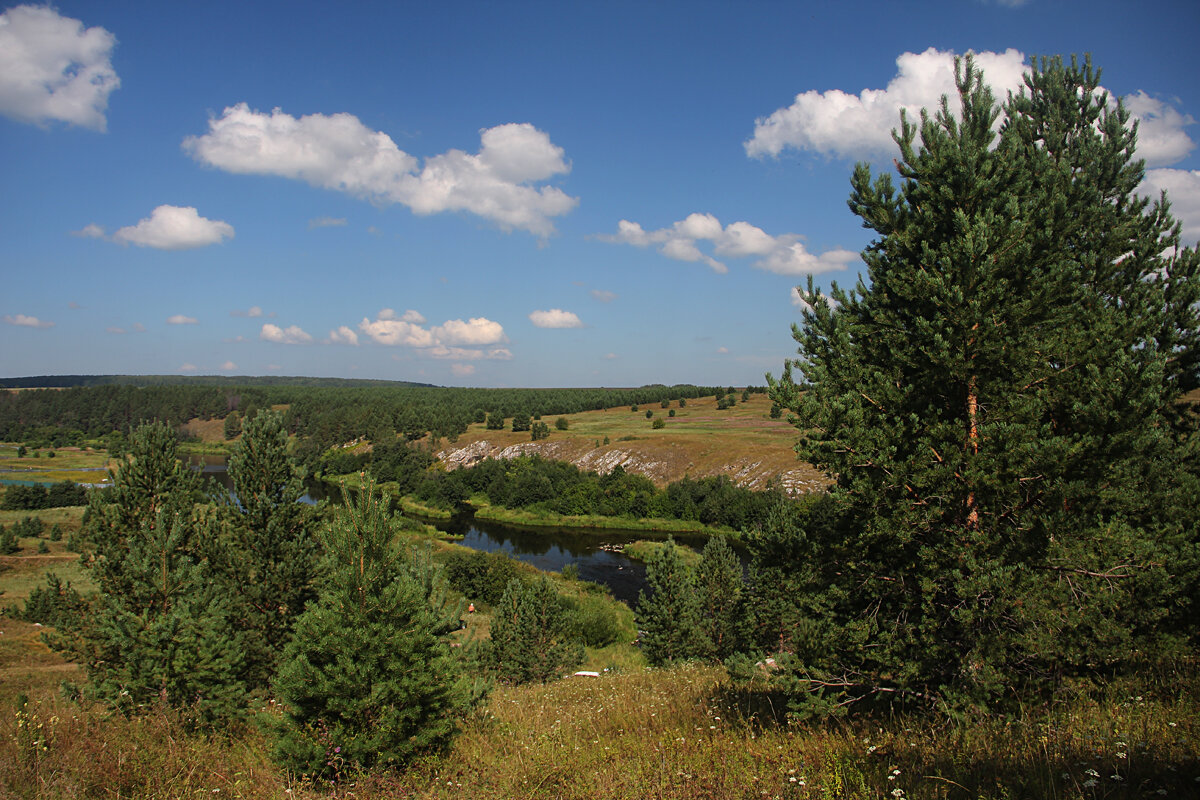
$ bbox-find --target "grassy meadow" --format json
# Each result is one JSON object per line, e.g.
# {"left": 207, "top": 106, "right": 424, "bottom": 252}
{"left": 0, "top": 447, "right": 115, "bottom": 486}
{"left": 0, "top": 654, "right": 1196, "bottom": 799}
{"left": 440, "top": 393, "right": 828, "bottom": 493}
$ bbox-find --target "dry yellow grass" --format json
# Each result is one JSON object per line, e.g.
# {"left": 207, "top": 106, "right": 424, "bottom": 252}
{"left": 441, "top": 394, "right": 827, "bottom": 493}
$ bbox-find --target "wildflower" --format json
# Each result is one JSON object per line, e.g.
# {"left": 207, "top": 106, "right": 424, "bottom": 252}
{"left": 1083, "top": 779, "right": 1098, "bottom": 788}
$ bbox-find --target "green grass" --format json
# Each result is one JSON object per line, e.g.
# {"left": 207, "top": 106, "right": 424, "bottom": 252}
{"left": 624, "top": 539, "right": 702, "bottom": 567}
{"left": 0, "top": 506, "right": 92, "bottom": 607}
{"left": 470, "top": 499, "right": 738, "bottom": 537}
{"left": 0, "top": 446, "right": 114, "bottom": 485}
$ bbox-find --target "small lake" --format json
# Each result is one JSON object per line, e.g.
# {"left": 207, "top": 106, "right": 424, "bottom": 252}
{"left": 194, "top": 461, "right": 710, "bottom": 605}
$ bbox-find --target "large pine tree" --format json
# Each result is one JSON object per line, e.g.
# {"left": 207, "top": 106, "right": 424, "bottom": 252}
{"left": 768, "top": 56, "right": 1200, "bottom": 713}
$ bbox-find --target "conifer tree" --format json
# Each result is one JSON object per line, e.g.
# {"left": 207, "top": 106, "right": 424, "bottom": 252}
{"left": 694, "top": 536, "right": 744, "bottom": 661}
{"left": 487, "top": 576, "right": 583, "bottom": 684}
{"left": 271, "top": 478, "right": 473, "bottom": 779}
{"left": 224, "top": 409, "right": 320, "bottom": 688}
{"left": 636, "top": 538, "right": 707, "bottom": 665}
{"left": 767, "top": 56, "right": 1199, "bottom": 713}
{"left": 50, "top": 421, "right": 246, "bottom": 723}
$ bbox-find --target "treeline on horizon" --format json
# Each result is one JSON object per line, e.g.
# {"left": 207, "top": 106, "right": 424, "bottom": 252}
{"left": 0, "top": 374, "right": 438, "bottom": 389}
{"left": 0, "top": 381, "right": 725, "bottom": 450}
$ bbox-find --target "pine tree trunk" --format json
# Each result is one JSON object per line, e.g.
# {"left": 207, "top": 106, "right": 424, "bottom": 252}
{"left": 966, "top": 374, "right": 979, "bottom": 532}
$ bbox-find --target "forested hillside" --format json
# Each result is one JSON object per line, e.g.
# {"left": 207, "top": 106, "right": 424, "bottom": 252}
{"left": 0, "top": 381, "right": 720, "bottom": 450}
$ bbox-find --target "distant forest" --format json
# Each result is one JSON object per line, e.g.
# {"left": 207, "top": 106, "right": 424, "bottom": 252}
{"left": 0, "top": 374, "right": 437, "bottom": 389}
{"left": 0, "top": 377, "right": 723, "bottom": 454}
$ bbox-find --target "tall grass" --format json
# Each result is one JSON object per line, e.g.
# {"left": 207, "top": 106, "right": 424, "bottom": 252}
{"left": 2, "top": 659, "right": 1196, "bottom": 799}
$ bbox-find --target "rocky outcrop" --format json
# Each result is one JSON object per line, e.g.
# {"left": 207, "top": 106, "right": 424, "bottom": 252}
{"left": 435, "top": 439, "right": 825, "bottom": 495}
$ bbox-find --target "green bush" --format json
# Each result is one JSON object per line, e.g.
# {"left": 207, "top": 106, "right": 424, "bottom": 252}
{"left": 444, "top": 549, "right": 526, "bottom": 606}
{"left": 565, "top": 593, "right": 623, "bottom": 648}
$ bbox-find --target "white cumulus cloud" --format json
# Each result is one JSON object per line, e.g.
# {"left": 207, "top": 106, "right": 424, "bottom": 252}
{"left": 167, "top": 314, "right": 197, "bottom": 325}
{"left": 179, "top": 363, "right": 197, "bottom": 372}
{"left": 308, "top": 216, "right": 347, "bottom": 229}
{"left": 4, "top": 313, "right": 53, "bottom": 328}
{"left": 71, "top": 223, "right": 105, "bottom": 239}
{"left": 260, "top": 323, "right": 314, "bottom": 345}
{"left": 747, "top": 47, "right": 1197, "bottom": 169}
{"left": 590, "top": 289, "right": 617, "bottom": 303}
{"left": 113, "top": 205, "right": 234, "bottom": 250}
{"left": 529, "top": 309, "right": 583, "bottom": 328}
{"left": 328, "top": 325, "right": 359, "bottom": 346}
{"left": 431, "top": 317, "right": 507, "bottom": 346}
{"left": 356, "top": 310, "right": 508, "bottom": 362}
{"left": 1124, "top": 92, "right": 1196, "bottom": 167}
{"left": 378, "top": 308, "right": 426, "bottom": 324}
{"left": 746, "top": 47, "right": 1028, "bottom": 161}
{"left": 1140, "top": 168, "right": 1200, "bottom": 244}
{"left": 0, "top": 5, "right": 119, "bottom": 131}
{"left": 221, "top": 361, "right": 237, "bottom": 371}
{"left": 600, "top": 212, "right": 858, "bottom": 275}
{"left": 450, "top": 363, "right": 476, "bottom": 377}
{"left": 184, "top": 106, "right": 577, "bottom": 236}
{"left": 231, "top": 306, "right": 263, "bottom": 318}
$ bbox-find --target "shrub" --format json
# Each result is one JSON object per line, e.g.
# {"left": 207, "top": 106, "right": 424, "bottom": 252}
{"left": 565, "top": 593, "right": 623, "bottom": 648}
{"left": 486, "top": 577, "right": 583, "bottom": 684}
{"left": 444, "top": 549, "right": 526, "bottom": 606}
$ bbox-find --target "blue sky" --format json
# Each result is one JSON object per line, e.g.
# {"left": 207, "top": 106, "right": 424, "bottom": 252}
{"left": 2, "top": 0, "right": 1198, "bottom": 387}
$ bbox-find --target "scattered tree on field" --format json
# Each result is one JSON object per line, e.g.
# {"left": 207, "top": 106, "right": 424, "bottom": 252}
{"left": 50, "top": 421, "right": 246, "bottom": 723}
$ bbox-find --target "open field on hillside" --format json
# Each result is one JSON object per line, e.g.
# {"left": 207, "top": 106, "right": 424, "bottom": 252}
{"left": 0, "top": 447, "right": 114, "bottom": 485}
{"left": 0, "top": 506, "right": 92, "bottom": 606}
{"left": 438, "top": 393, "right": 828, "bottom": 494}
